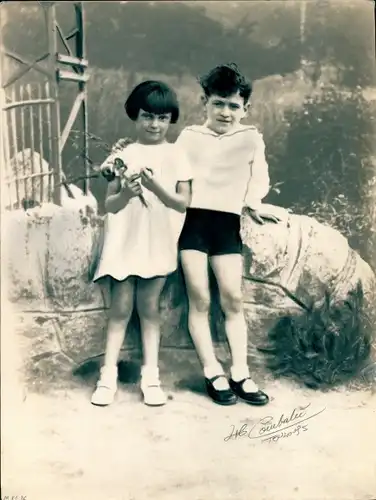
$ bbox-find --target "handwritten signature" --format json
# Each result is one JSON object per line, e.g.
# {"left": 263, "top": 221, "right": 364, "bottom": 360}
{"left": 224, "top": 403, "right": 325, "bottom": 444}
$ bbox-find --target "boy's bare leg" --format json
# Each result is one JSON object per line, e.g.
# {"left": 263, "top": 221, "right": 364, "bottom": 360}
{"left": 210, "top": 253, "right": 259, "bottom": 391}
{"left": 180, "top": 250, "right": 228, "bottom": 389}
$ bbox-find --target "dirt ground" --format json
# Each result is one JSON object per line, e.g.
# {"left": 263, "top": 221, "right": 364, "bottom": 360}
{"left": 2, "top": 304, "right": 376, "bottom": 500}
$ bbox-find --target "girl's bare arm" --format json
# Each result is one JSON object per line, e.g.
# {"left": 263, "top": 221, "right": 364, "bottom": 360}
{"left": 156, "top": 180, "right": 192, "bottom": 213}
{"left": 104, "top": 176, "right": 142, "bottom": 214}
{"left": 141, "top": 171, "right": 192, "bottom": 213}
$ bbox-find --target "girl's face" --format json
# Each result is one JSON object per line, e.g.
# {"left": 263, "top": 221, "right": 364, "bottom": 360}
{"left": 203, "top": 91, "right": 249, "bottom": 135}
{"left": 135, "top": 109, "right": 172, "bottom": 144}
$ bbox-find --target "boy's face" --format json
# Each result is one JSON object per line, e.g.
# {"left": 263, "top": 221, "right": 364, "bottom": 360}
{"left": 202, "top": 91, "right": 249, "bottom": 134}
{"left": 135, "top": 109, "right": 172, "bottom": 144}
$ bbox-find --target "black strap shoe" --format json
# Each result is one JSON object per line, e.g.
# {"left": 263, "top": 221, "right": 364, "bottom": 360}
{"left": 205, "top": 375, "right": 238, "bottom": 406}
{"left": 229, "top": 378, "right": 269, "bottom": 406}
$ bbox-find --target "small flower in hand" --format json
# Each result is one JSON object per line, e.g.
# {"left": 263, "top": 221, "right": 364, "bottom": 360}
{"left": 246, "top": 207, "right": 281, "bottom": 225}
{"left": 113, "top": 158, "right": 129, "bottom": 187}
{"left": 114, "top": 158, "right": 148, "bottom": 207}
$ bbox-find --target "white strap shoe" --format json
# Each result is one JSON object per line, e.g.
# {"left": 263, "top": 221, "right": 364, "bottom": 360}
{"left": 140, "top": 366, "right": 167, "bottom": 407}
{"left": 91, "top": 366, "right": 118, "bottom": 406}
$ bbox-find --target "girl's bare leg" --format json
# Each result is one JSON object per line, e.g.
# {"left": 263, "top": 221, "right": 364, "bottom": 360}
{"left": 136, "top": 276, "right": 167, "bottom": 406}
{"left": 91, "top": 278, "right": 135, "bottom": 406}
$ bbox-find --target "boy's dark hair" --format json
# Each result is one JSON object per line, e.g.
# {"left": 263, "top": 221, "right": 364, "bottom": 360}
{"left": 198, "top": 63, "right": 252, "bottom": 103}
{"left": 124, "top": 80, "right": 179, "bottom": 123}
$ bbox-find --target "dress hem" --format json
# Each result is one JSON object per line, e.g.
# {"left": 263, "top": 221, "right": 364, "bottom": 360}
{"left": 93, "top": 270, "right": 176, "bottom": 284}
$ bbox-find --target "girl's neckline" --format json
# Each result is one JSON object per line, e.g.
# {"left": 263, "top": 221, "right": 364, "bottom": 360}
{"left": 134, "top": 140, "right": 168, "bottom": 146}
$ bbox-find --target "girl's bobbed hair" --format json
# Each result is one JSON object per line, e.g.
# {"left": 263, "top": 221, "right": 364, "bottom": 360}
{"left": 124, "top": 80, "right": 180, "bottom": 123}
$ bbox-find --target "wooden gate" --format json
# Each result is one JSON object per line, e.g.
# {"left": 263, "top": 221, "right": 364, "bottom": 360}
{"left": 0, "top": 1, "right": 89, "bottom": 210}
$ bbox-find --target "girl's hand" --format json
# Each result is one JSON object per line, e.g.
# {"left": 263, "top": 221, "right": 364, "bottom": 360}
{"left": 122, "top": 173, "right": 143, "bottom": 199}
{"left": 140, "top": 167, "right": 158, "bottom": 193}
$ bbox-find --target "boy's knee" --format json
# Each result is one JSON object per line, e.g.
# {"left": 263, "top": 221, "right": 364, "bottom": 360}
{"left": 220, "top": 290, "right": 243, "bottom": 315}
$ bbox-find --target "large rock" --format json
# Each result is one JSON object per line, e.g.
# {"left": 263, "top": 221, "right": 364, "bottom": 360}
{"left": 239, "top": 205, "right": 375, "bottom": 341}
{"left": 3, "top": 203, "right": 375, "bottom": 387}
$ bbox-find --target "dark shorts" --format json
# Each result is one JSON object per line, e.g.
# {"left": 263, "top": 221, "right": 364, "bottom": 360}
{"left": 179, "top": 208, "right": 242, "bottom": 256}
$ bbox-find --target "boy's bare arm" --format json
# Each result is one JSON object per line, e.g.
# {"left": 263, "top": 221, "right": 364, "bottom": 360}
{"left": 247, "top": 207, "right": 280, "bottom": 225}
{"left": 111, "top": 137, "right": 133, "bottom": 152}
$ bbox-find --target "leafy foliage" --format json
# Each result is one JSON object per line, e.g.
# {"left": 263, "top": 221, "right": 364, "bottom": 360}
{"left": 262, "top": 283, "right": 373, "bottom": 389}
{"left": 267, "top": 86, "right": 376, "bottom": 265}
{"left": 271, "top": 87, "right": 375, "bottom": 207}
{"left": 301, "top": 2, "right": 375, "bottom": 87}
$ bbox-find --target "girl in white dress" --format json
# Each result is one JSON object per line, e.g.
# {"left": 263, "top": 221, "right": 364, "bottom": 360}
{"left": 91, "top": 81, "right": 193, "bottom": 407}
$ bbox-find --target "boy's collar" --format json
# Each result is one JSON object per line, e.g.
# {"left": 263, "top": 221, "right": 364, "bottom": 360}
{"left": 191, "top": 123, "right": 255, "bottom": 137}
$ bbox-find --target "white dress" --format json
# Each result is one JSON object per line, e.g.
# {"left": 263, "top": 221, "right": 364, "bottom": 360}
{"left": 93, "top": 142, "right": 193, "bottom": 282}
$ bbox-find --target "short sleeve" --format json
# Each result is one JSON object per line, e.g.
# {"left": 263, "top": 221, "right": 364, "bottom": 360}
{"left": 174, "top": 145, "right": 194, "bottom": 182}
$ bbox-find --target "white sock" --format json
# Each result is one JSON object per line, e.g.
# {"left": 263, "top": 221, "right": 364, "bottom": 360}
{"left": 231, "top": 365, "right": 260, "bottom": 392}
{"left": 101, "top": 364, "right": 118, "bottom": 377}
{"left": 230, "top": 365, "right": 250, "bottom": 382}
{"left": 99, "top": 365, "right": 118, "bottom": 387}
{"left": 141, "top": 365, "right": 160, "bottom": 384}
{"left": 203, "top": 363, "right": 225, "bottom": 380}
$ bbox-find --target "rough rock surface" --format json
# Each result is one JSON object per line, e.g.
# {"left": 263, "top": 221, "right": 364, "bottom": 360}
{"left": 3, "top": 203, "right": 375, "bottom": 383}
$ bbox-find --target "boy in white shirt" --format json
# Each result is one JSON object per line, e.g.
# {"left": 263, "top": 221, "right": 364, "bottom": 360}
{"left": 176, "top": 63, "right": 280, "bottom": 406}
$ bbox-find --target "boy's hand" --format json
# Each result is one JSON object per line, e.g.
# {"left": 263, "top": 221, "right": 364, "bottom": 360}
{"left": 246, "top": 207, "right": 281, "bottom": 225}
{"left": 111, "top": 137, "right": 132, "bottom": 153}
{"left": 140, "top": 167, "right": 158, "bottom": 192}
